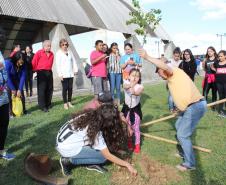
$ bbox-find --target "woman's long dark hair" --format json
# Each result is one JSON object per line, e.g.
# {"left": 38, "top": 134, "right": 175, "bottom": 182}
{"left": 10, "top": 51, "right": 24, "bottom": 66}
{"left": 71, "top": 103, "right": 126, "bottom": 152}
{"left": 205, "top": 46, "right": 218, "bottom": 60}
{"left": 182, "top": 49, "right": 195, "bottom": 63}
{"left": 109, "top": 42, "right": 118, "bottom": 54}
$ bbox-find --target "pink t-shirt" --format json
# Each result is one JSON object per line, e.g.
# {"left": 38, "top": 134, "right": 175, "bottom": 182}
{"left": 90, "top": 50, "right": 107, "bottom": 77}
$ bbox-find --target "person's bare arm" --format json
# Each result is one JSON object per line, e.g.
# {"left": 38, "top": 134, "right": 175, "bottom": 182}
{"left": 91, "top": 54, "right": 107, "bottom": 65}
{"left": 120, "top": 112, "right": 133, "bottom": 137}
{"left": 123, "top": 82, "right": 131, "bottom": 90}
{"left": 202, "top": 59, "right": 206, "bottom": 71}
{"left": 139, "top": 49, "right": 173, "bottom": 76}
{"left": 130, "top": 85, "right": 144, "bottom": 96}
{"left": 101, "top": 148, "right": 137, "bottom": 175}
{"left": 210, "top": 64, "right": 216, "bottom": 71}
{"left": 121, "top": 62, "right": 128, "bottom": 69}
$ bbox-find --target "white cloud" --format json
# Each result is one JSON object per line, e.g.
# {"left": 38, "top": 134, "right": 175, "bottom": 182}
{"left": 172, "top": 32, "right": 226, "bottom": 55}
{"left": 190, "top": 0, "right": 226, "bottom": 20}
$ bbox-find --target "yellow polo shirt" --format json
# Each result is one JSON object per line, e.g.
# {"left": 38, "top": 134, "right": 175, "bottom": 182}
{"left": 167, "top": 68, "right": 203, "bottom": 111}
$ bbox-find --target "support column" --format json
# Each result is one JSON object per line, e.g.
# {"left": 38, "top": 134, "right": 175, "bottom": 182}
{"left": 164, "top": 41, "right": 175, "bottom": 59}
{"left": 49, "top": 24, "right": 91, "bottom": 90}
{"left": 3, "top": 18, "right": 25, "bottom": 56}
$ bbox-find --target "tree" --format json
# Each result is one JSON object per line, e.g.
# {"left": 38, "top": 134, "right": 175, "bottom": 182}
{"left": 126, "top": 0, "right": 162, "bottom": 45}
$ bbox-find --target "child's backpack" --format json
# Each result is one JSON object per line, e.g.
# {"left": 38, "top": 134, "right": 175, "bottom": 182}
{"left": 84, "top": 63, "right": 92, "bottom": 78}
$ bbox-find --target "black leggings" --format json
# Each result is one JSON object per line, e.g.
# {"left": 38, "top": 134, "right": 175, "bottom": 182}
{"left": 203, "top": 80, "right": 217, "bottom": 102}
{"left": 0, "top": 103, "right": 9, "bottom": 150}
{"left": 61, "top": 78, "right": 73, "bottom": 103}
{"left": 216, "top": 83, "right": 226, "bottom": 111}
{"left": 25, "top": 70, "right": 33, "bottom": 94}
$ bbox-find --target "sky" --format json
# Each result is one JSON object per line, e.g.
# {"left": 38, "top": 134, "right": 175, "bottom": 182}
{"left": 33, "top": 0, "right": 226, "bottom": 58}
{"left": 140, "top": 0, "right": 226, "bottom": 54}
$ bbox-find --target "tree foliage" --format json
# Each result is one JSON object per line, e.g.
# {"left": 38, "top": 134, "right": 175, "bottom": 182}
{"left": 126, "top": 0, "right": 162, "bottom": 45}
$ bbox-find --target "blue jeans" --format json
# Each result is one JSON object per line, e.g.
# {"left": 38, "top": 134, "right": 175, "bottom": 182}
{"left": 168, "top": 92, "right": 175, "bottom": 110}
{"left": 70, "top": 146, "right": 106, "bottom": 165}
{"left": 175, "top": 100, "right": 207, "bottom": 168}
{"left": 109, "top": 73, "right": 122, "bottom": 101}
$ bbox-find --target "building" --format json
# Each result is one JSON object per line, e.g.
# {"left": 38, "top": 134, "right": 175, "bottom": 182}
{"left": 0, "top": 0, "right": 175, "bottom": 89}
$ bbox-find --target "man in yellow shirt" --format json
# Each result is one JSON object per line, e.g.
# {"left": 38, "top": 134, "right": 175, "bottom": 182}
{"left": 139, "top": 49, "right": 207, "bottom": 171}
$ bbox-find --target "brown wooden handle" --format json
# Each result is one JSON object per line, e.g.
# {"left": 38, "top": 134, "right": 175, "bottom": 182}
{"left": 141, "top": 132, "right": 211, "bottom": 153}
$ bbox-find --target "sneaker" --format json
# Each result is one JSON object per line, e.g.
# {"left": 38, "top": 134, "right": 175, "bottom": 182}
{"left": 0, "top": 151, "right": 16, "bottom": 160}
{"left": 86, "top": 165, "right": 108, "bottom": 174}
{"left": 218, "top": 111, "right": 226, "bottom": 118}
{"left": 176, "top": 164, "right": 196, "bottom": 172}
{"left": 64, "top": 104, "right": 69, "bottom": 110}
{"left": 42, "top": 108, "right": 49, "bottom": 113}
{"left": 68, "top": 102, "right": 74, "bottom": 108}
{"left": 59, "top": 157, "right": 72, "bottom": 176}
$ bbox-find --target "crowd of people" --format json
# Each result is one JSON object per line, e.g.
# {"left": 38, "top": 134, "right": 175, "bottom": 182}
{"left": 1, "top": 25, "right": 226, "bottom": 177}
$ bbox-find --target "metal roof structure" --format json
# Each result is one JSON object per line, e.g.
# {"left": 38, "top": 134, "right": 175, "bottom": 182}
{"left": 0, "top": 0, "right": 172, "bottom": 55}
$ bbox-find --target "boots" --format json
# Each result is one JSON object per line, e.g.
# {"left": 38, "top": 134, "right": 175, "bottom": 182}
{"left": 133, "top": 144, "right": 140, "bottom": 154}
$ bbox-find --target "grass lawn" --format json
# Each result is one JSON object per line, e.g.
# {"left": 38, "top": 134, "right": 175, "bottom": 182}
{"left": 1, "top": 77, "right": 226, "bottom": 185}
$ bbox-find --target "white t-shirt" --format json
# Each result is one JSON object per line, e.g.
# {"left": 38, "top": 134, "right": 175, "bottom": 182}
{"left": 56, "top": 49, "right": 78, "bottom": 78}
{"left": 124, "top": 80, "right": 143, "bottom": 108}
{"left": 56, "top": 116, "right": 107, "bottom": 157}
{"left": 167, "top": 59, "right": 182, "bottom": 69}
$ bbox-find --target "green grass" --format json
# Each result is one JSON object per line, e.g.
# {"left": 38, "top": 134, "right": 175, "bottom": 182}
{"left": 1, "top": 77, "right": 226, "bottom": 185}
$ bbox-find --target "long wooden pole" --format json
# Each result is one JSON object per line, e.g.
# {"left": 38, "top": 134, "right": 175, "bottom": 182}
{"left": 206, "top": 98, "right": 226, "bottom": 108}
{"left": 141, "top": 98, "right": 226, "bottom": 128}
{"left": 141, "top": 132, "right": 211, "bottom": 153}
{"left": 141, "top": 114, "right": 176, "bottom": 127}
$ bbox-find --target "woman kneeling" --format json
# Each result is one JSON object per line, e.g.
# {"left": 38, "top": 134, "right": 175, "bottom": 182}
{"left": 56, "top": 103, "right": 137, "bottom": 176}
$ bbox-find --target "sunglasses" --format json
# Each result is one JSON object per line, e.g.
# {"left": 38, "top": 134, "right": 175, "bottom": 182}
{"left": 61, "top": 43, "right": 68, "bottom": 47}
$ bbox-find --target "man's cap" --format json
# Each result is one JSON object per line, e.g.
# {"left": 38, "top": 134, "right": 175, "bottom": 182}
{"left": 98, "top": 91, "right": 113, "bottom": 103}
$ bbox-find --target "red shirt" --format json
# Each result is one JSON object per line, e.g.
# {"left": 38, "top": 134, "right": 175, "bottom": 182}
{"left": 32, "top": 49, "right": 54, "bottom": 71}
{"left": 9, "top": 51, "right": 17, "bottom": 58}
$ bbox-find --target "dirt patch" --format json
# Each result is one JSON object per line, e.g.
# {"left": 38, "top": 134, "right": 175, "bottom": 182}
{"left": 111, "top": 153, "right": 181, "bottom": 185}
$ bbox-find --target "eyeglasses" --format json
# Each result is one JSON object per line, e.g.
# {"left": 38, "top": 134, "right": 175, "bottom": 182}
{"left": 61, "top": 43, "right": 68, "bottom": 47}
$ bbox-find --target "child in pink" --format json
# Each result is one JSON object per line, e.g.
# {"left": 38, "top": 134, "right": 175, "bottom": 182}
{"left": 122, "top": 68, "right": 143, "bottom": 153}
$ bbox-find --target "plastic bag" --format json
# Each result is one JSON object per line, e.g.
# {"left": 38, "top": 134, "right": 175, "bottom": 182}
{"left": 12, "top": 95, "right": 23, "bottom": 117}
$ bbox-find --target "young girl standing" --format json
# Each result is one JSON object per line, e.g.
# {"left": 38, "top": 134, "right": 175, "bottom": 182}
{"left": 212, "top": 50, "right": 226, "bottom": 117}
{"left": 122, "top": 68, "right": 143, "bottom": 153}
{"left": 202, "top": 47, "right": 218, "bottom": 109}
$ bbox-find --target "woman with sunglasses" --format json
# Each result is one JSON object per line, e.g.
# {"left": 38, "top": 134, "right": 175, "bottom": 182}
{"left": 179, "top": 49, "right": 197, "bottom": 81}
{"left": 56, "top": 39, "right": 78, "bottom": 110}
